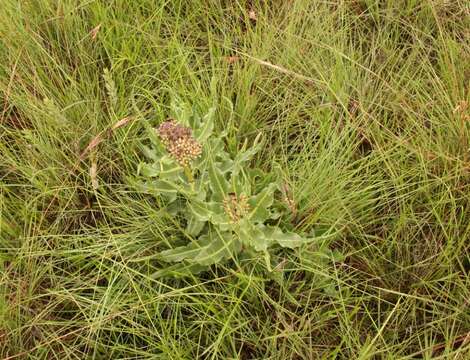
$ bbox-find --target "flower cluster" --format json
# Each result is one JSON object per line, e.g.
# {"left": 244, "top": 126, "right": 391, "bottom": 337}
{"left": 157, "top": 120, "right": 202, "bottom": 166}
{"left": 223, "top": 193, "right": 251, "bottom": 222}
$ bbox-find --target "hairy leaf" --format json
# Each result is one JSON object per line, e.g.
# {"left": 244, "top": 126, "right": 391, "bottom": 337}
{"left": 192, "top": 232, "right": 239, "bottom": 266}
{"left": 248, "top": 183, "right": 277, "bottom": 223}
{"left": 195, "top": 106, "right": 215, "bottom": 142}
{"left": 263, "top": 226, "right": 314, "bottom": 249}
{"left": 188, "top": 200, "right": 217, "bottom": 221}
{"left": 159, "top": 232, "right": 238, "bottom": 266}
{"left": 238, "top": 220, "right": 271, "bottom": 252}
{"left": 140, "top": 144, "right": 160, "bottom": 161}
{"left": 159, "top": 242, "right": 206, "bottom": 263}
{"left": 186, "top": 213, "right": 206, "bottom": 237}
{"left": 151, "top": 263, "right": 207, "bottom": 279}
{"left": 230, "top": 171, "right": 251, "bottom": 196}
{"left": 158, "top": 156, "right": 183, "bottom": 179}
{"left": 170, "top": 98, "right": 191, "bottom": 126}
{"left": 233, "top": 133, "right": 263, "bottom": 169}
{"left": 208, "top": 157, "right": 229, "bottom": 202}
{"left": 139, "top": 157, "right": 182, "bottom": 180}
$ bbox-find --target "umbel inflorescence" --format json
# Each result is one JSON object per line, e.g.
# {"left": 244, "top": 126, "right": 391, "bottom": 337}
{"left": 157, "top": 120, "right": 202, "bottom": 166}
{"left": 223, "top": 193, "right": 251, "bottom": 223}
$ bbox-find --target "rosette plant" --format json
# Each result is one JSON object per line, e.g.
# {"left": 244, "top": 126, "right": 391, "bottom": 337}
{"left": 136, "top": 101, "right": 321, "bottom": 273}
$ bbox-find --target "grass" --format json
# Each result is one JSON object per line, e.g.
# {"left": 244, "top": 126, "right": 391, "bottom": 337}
{"left": 0, "top": 0, "right": 469, "bottom": 358}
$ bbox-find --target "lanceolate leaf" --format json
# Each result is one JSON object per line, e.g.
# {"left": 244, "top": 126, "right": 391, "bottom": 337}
{"left": 152, "top": 179, "right": 179, "bottom": 194}
{"left": 136, "top": 179, "right": 178, "bottom": 195}
{"left": 186, "top": 213, "right": 206, "bottom": 237}
{"left": 231, "top": 170, "right": 251, "bottom": 196}
{"left": 195, "top": 107, "right": 215, "bottom": 142}
{"left": 263, "top": 226, "right": 314, "bottom": 249}
{"left": 188, "top": 200, "right": 217, "bottom": 222}
{"left": 151, "top": 263, "right": 207, "bottom": 279}
{"left": 208, "top": 157, "right": 229, "bottom": 202}
{"left": 171, "top": 98, "right": 191, "bottom": 126}
{"left": 211, "top": 212, "right": 232, "bottom": 231}
{"left": 142, "top": 118, "right": 162, "bottom": 148}
{"left": 207, "top": 138, "right": 228, "bottom": 161}
{"left": 159, "top": 232, "right": 238, "bottom": 266}
{"left": 140, "top": 144, "right": 160, "bottom": 161}
{"left": 248, "top": 183, "right": 277, "bottom": 223}
{"left": 159, "top": 241, "right": 207, "bottom": 263}
{"left": 139, "top": 157, "right": 182, "bottom": 180}
{"left": 139, "top": 163, "right": 161, "bottom": 177}
{"left": 192, "top": 231, "right": 240, "bottom": 266}
{"left": 158, "top": 156, "right": 183, "bottom": 179}
{"left": 219, "top": 159, "right": 234, "bottom": 174}
{"left": 233, "top": 133, "right": 263, "bottom": 166}
{"left": 238, "top": 220, "right": 271, "bottom": 252}
{"left": 195, "top": 171, "right": 209, "bottom": 198}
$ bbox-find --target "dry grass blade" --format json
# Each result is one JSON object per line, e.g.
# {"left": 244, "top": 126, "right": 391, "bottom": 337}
{"left": 79, "top": 116, "right": 133, "bottom": 160}
{"left": 89, "top": 24, "right": 101, "bottom": 40}
{"left": 111, "top": 116, "right": 133, "bottom": 131}
{"left": 248, "top": 10, "right": 257, "bottom": 21}
{"left": 224, "top": 56, "right": 240, "bottom": 64}
{"left": 240, "top": 53, "right": 318, "bottom": 85}
{"left": 431, "top": 332, "right": 470, "bottom": 355}
{"left": 453, "top": 100, "right": 468, "bottom": 115}
{"left": 90, "top": 157, "right": 98, "bottom": 190}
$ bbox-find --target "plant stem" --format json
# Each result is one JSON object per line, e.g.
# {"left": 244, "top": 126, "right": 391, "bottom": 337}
{"left": 184, "top": 166, "right": 195, "bottom": 191}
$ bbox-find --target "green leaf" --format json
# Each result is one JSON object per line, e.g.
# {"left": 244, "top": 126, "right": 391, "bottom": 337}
{"left": 142, "top": 119, "right": 161, "bottom": 148}
{"left": 140, "top": 144, "right": 161, "bottom": 161}
{"left": 194, "top": 170, "right": 209, "bottom": 196}
{"left": 248, "top": 183, "right": 277, "bottom": 223}
{"left": 171, "top": 98, "right": 191, "bottom": 126}
{"left": 152, "top": 180, "right": 179, "bottom": 202}
{"left": 159, "top": 231, "right": 238, "bottom": 266}
{"left": 139, "top": 157, "right": 182, "bottom": 180}
{"left": 135, "top": 179, "right": 180, "bottom": 202}
{"left": 151, "top": 262, "right": 207, "bottom": 279}
{"left": 159, "top": 234, "right": 212, "bottom": 263}
{"left": 211, "top": 212, "right": 232, "bottom": 231}
{"left": 152, "top": 179, "right": 179, "bottom": 194}
{"left": 186, "top": 214, "right": 206, "bottom": 237}
{"left": 263, "top": 226, "right": 313, "bottom": 249}
{"left": 207, "top": 138, "right": 230, "bottom": 162}
{"left": 238, "top": 221, "right": 271, "bottom": 252}
{"left": 230, "top": 171, "right": 251, "bottom": 196}
{"left": 192, "top": 232, "right": 240, "bottom": 266}
{"left": 234, "top": 133, "right": 263, "bottom": 165}
{"left": 167, "top": 200, "right": 184, "bottom": 215}
{"left": 188, "top": 104, "right": 200, "bottom": 128}
{"left": 195, "top": 107, "right": 215, "bottom": 142}
{"left": 158, "top": 156, "right": 183, "bottom": 179}
{"left": 218, "top": 159, "right": 234, "bottom": 174}
{"left": 208, "top": 157, "right": 229, "bottom": 202}
{"left": 159, "top": 243, "right": 205, "bottom": 263}
{"left": 248, "top": 168, "right": 265, "bottom": 181}
{"left": 188, "top": 200, "right": 217, "bottom": 221}
{"left": 135, "top": 179, "right": 177, "bottom": 194}
{"left": 139, "top": 163, "right": 161, "bottom": 177}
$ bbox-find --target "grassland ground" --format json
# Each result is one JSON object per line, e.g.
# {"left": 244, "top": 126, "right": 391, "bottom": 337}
{"left": 0, "top": 1, "right": 469, "bottom": 359}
